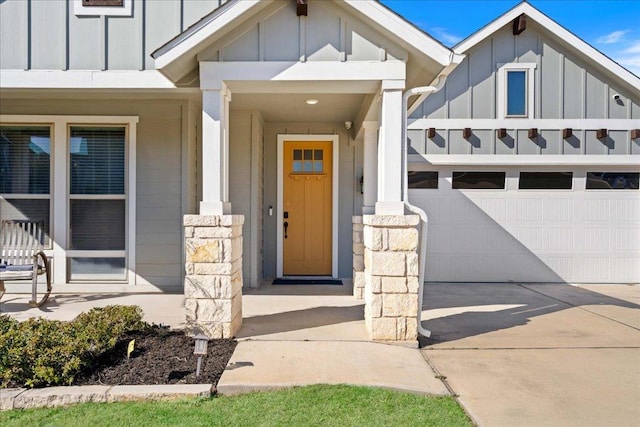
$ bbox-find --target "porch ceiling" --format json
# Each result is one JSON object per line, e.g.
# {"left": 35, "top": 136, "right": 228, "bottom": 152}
{"left": 231, "top": 93, "right": 366, "bottom": 123}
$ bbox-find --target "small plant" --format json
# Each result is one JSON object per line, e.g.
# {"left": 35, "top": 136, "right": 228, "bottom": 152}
{"left": 0, "top": 305, "right": 148, "bottom": 388}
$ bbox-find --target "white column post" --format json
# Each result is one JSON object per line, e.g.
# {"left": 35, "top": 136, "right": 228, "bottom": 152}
{"left": 362, "top": 121, "right": 378, "bottom": 215}
{"left": 200, "top": 82, "right": 232, "bottom": 215}
{"left": 376, "top": 80, "right": 405, "bottom": 215}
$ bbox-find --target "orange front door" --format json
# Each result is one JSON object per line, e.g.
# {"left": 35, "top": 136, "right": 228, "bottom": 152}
{"left": 283, "top": 141, "right": 332, "bottom": 275}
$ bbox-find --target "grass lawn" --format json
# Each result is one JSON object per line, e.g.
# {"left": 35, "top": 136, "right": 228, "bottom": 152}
{"left": 1, "top": 384, "right": 472, "bottom": 426}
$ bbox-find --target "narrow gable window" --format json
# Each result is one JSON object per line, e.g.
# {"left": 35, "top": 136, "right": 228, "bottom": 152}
{"left": 74, "top": 0, "right": 131, "bottom": 16}
{"left": 507, "top": 71, "right": 527, "bottom": 116}
{"left": 498, "top": 63, "right": 536, "bottom": 118}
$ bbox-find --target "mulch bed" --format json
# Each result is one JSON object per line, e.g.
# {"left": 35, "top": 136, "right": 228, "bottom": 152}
{"left": 74, "top": 328, "right": 237, "bottom": 387}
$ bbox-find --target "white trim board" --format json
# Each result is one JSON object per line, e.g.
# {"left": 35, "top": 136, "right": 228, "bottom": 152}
{"left": 408, "top": 119, "right": 640, "bottom": 130}
{"left": 0, "top": 70, "right": 177, "bottom": 89}
{"left": 276, "top": 134, "right": 340, "bottom": 279}
{"left": 408, "top": 154, "right": 640, "bottom": 166}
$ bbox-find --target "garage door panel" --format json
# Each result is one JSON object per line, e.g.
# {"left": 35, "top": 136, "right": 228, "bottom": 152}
{"left": 417, "top": 167, "right": 639, "bottom": 283}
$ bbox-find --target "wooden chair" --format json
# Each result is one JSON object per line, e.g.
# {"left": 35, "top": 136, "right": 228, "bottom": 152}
{"left": 0, "top": 220, "right": 52, "bottom": 307}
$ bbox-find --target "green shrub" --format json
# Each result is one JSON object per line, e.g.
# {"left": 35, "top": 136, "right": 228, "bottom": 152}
{"left": 0, "top": 305, "right": 147, "bottom": 388}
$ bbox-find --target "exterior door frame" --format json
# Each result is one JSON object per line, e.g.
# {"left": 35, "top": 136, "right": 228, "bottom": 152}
{"left": 277, "top": 134, "right": 339, "bottom": 278}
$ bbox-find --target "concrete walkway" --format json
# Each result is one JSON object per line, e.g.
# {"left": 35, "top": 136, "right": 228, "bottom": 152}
{"left": 217, "top": 282, "right": 448, "bottom": 395}
{"left": 421, "top": 283, "right": 640, "bottom": 427}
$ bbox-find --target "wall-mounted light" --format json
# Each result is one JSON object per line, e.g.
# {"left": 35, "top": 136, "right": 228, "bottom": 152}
{"left": 305, "top": 99, "right": 319, "bottom": 105}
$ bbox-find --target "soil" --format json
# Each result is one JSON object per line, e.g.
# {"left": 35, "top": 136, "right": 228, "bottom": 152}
{"left": 74, "top": 328, "right": 237, "bottom": 387}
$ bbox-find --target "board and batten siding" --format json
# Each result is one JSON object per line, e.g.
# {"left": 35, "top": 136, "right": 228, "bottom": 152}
{"left": 0, "top": 98, "right": 193, "bottom": 291}
{"left": 199, "top": 0, "right": 407, "bottom": 64}
{"left": 0, "top": 0, "right": 226, "bottom": 71}
{"left": 409, "top": 23, "right": 640, "bottom": 156}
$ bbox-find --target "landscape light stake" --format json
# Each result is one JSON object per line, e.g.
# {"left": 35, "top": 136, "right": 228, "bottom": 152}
{"left": 194, "top": 334, "right": 209, "bottom": 378}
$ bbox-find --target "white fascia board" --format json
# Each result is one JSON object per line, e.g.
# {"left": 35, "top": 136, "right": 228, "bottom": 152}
{"left": 408, "top": 118, "right": 640, "bottom": 130}
{"left": 342, "top": 0, "right": 453, "bottom": 67}
{"left": 454, "top": 3, "right": 640, "bottom": 92}
{"left": 0, "top": 70, "right": 177, "bottom": 89}
{"left": 200, "top": 61, "right": 406, "bottom": 89}
{"left": 153, "top": 0, "right": 264, "bottom": 69}
{"left": 409, "top": 154, "right": 640, "bottom": 167}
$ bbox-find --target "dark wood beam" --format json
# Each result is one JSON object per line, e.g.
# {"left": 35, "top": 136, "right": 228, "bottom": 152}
{"left": 596, "top": 128, "right": 608, "bottom": 139}
{"left": 427, "top": 128, "right": 436, "bottom": 139}
{"left": 82, "top": 0, "right": 124, "bottom": 6}
{"left": 463, "top": 128, "right": 472, "bottom": 139}
{"left": 631, "top": 129, "right": 640, "bottom": 139}
{"left": 562, "top": 128, "right": 573, "bottom": 139}
{"left": 496, "top": 128, "right": 507, "bottom": 139}
{"left": 297, "top": 0, "right": 308, "bottom": 16}
{"left": 513, "top": 14, "right": 526, "bottom": 35}
{"left": 528, "top": 128, "right": 538, "bottom": 138}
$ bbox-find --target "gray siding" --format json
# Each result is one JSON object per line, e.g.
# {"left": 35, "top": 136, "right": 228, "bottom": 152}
{"left": 0, "top": 0, "right": 226, "bottom": 71}
{"left": 411, "top": 22, "right": 640, "bottom": 157}
{"left": 0, "top": 97, "right": 192, "bottom": 291}
{"left": 420, "top": 24, "right": 640, "bottom": 121}
{"left": 206, "top": 1, "right": 407, "bottom": 64}
{"left": 262, "top": 123, "right": 357, "bottom": 279}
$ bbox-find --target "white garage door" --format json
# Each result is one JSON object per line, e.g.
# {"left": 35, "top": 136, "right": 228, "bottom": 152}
{"left": 408, "top": 167, "right": 640, "bottom": 283}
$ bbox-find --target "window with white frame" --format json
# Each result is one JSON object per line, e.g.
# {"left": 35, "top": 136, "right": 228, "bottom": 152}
{"left": 0, "top": 116, "right": 136, "bottom": 285}
{"left": 0, "top": 126, "right": 52, "bottom": 246}
{"left": 498, "top": 63, "right": 536, "bottom": 118}
{"left": 67, "top": 126, "right": 127, "bottom": 281}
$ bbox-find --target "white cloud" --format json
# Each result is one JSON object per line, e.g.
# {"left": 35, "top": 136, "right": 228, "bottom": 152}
{"left": 597, "top": 30, "right": 630, "bottom": 44}
{"left": 621, "top": 41, "right": 640, "bottom": 54}
{"left": 430, "top": 27, "right": 463, "bottom": 46}
{"left": 613, "top": 40, "right": 640, "bottom": 76}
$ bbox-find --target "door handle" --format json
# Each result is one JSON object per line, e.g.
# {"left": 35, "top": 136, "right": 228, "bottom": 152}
{"left": 284, "top": 221, "right": 288, "bottom": 239}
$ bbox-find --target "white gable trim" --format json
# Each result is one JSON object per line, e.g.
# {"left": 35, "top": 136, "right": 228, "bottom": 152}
{"left": 454, "top": 3, "right": 640, "bottom": 92}
{"left": 341, "top": 0, "right": 454, "bottom": 67}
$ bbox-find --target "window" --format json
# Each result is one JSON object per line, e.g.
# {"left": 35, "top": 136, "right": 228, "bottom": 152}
{"left": 408, "top": 171, "right": 438, "bottom": 189}
{"left": 68, "top": 126, "right": 127, "bottom": 281}
{"left": 292, "top": 149, "right": 324, "bottom": 173}
{"left": 586, "top": 172, "right": 640, "bottom": 190}
{"left": 507, "top": 71, "right": 527, "bottom": 116}
{"left": 452, "top": 172, "right": 506, "bottom": 189}
{"left": 0, "top": 126, "right": 51, "bottom": 246}
{"left": 519, "top": 172, "right": 573, "bottom": 190}
{"left": 498, "top": 63, "right": 536, "bottom": 118}
{"left": 0, "top": 115, "right": 137, "bottom": 286}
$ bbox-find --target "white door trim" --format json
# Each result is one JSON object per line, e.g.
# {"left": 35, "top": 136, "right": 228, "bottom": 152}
{"left": 277, "top": 134, "right": 339, "bottom": 278}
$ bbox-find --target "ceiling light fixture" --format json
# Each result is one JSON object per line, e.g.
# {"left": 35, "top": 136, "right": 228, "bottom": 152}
{"left": 305, "top": 99, "right": 319, "bottom": 105}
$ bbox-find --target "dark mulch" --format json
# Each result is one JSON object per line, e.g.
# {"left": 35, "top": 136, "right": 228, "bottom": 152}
{"left": 74, "top": 328, "right": 237, "bottom": 386}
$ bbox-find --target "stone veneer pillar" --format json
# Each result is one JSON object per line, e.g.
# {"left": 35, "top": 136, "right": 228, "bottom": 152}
{"left": 183, "top": 215, "right": 244, "bottom": 339}
{"left": 363, "top": 214, "right": 420, "bottom": 346}
{"left": 352, "top": 216, "right": 365, "bottom": 299}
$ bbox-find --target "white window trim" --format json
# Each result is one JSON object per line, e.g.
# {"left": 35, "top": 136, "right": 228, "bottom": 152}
{"left": 0, "top": 115, "right": 138, "bottom": 286}
{"left": 497, "top": 63, "right": 536, "bottom": 119}
{"left": 276, "top": 134, "right": 339, "bottom": 279}
{"left": 74, "top": 0, "right": 132, "bottom": 17}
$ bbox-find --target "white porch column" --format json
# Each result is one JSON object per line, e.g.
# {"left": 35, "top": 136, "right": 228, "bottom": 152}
{"left": 200, "top": 82, "right": 232, "bottom": 215}
{"left": 362, "top": 121, "right": 378, "bottom": 215}
{"left": 376, "top": 80, "right": 405, "bottom": 215}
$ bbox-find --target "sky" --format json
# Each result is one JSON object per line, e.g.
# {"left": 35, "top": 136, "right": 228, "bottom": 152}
{"left": 379, "top": 0, "right": 640, "bottom": 76}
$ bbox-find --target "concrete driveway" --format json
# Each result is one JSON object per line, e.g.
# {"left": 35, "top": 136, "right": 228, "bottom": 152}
{"left": 421, "top": 283, "right": 640, "bottom": 427}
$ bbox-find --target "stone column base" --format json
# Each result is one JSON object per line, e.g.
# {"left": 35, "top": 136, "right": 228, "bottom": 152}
{"left": 363, "top": 214, "right": 420, "bottom": 346}
{"left": 184, "top": 214, "right": 244, "bottom": 339}
{"left": 352, "top": 216, "right": 365, "bottom": 299}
